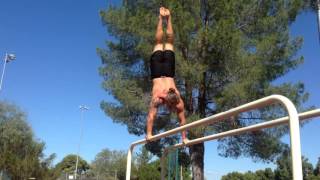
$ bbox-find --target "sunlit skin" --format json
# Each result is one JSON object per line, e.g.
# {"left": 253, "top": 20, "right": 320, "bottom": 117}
{"left": 146, "top": 7, "right": 188, "bottom": 144}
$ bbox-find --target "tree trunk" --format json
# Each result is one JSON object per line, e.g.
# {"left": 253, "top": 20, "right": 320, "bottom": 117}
{"left": 189, "top": 143, "right": 204, "bottom": 180}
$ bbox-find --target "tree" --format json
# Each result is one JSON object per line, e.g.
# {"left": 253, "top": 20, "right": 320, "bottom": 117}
{"left": 54, "top": 154, "right": 90, "bottom": 178}
{"left": 274, "top": 148, "right": 315, "bottom": 180}
{"left": 136, "top": 146, "right": 153, "bottom": 167}
{"left": 99, "top": 0, "right": 310, "bottom": 179}
{"left": 134, "top": 146, "right": 191, "bottom": 180}
{"left": 255, "top": 168, "right": 275, "bottom": 180}
{"left": 91, "top": 148, "right": 127, "bottom": 180}
{"left": 221, "top": 171, "right": 246, "bottom": 180}
{"left": 314, "top": 158, "right": 320, "bottom": 176}
{"left": 0, "top": 101, "right": 55, "bottom": 180}
{"left": 221, "top": 156, "right": 320, "bottom": 180}
{"left": 135, "top": 159, "right": 161, "bottom": 180}
{"left": 39, "top": 153, "right": 57, "bottom": 180}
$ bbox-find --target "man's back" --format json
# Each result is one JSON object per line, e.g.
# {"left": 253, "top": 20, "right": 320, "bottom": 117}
{"left": 152, "top": 77, "right": 177, "bottom": 96}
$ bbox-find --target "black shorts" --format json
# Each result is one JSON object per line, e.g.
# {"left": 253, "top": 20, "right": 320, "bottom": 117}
{"left": 150, "top": 50, "right": 175, "bottom": 79}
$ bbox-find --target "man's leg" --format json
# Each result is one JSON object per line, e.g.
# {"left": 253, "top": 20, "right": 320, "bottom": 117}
{"left": 153, "top": 7, "right": 166, "bottom": 52}
{"left": 164, "top": 8, "right": 174, "bottom": 51}
{"left": 164, "top": 8, "right": 187, "bottom": 143}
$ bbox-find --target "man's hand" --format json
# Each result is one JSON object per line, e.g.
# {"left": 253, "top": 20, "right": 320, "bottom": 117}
{"left": 145, "top": 134, "right": 153, "bottom": 142}
{"left": 182, "top": 138, "right": 189, "bottom": 145}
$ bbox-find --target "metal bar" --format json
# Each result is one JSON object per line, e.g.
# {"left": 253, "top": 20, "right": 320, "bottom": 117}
{"left": 163, "top": 109, "right": 320, "bottom": 151}
{"left": 125, "top": 95, "right": 304, "bottom": 180}
{"left": 317, "top": 0, "right": 320, "bottom": 44}
{"left": 130, "top": 95, "right": 288, "bottom": 147}
{"left": 125, "top": 146, "right": 133, "bottom": 180}
{"left": 161, "top": 109, "right": 320, "bottom": 179}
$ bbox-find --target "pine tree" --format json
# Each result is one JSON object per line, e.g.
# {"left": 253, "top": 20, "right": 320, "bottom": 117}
{"left": 98, "top": 0, "right": 310, "bottom": 178}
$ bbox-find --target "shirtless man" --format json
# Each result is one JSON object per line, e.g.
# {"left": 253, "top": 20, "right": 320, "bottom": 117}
{"left": 146, "top": 7, "right": 188, "bottom": 144}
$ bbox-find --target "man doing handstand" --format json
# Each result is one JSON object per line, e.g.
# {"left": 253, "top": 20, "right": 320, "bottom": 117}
{"left": 146, "top": 7, "right": 188, "bottom": 144}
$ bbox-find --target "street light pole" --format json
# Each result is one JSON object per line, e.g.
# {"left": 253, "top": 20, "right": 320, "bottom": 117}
{"left": 0, "top": 53, "right": 8, "bottom": 92}
{"left": 0, "top": 53, "right": 16, "bottom": 93}
{"left": 74, "top": 105, "right": 89, "bottom": 180}
{"left": 317, "top": 0, "right": 320, "bottom": 44}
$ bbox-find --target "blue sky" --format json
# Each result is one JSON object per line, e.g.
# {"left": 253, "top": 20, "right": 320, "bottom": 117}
{"left": 0, "top": 0, "right": 319, "bottom": 179}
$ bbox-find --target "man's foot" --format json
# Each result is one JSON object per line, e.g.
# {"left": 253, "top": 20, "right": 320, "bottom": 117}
{"left": 159, "top": 7, "right": 166, "bottom": 17}
{"left": 164, "top": 8, "right": 171, "bottom": 17}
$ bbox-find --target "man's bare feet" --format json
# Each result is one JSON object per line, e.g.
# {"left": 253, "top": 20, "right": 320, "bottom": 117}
{"left": 159, "top": 7, "right": 166, "bottom": 17}
{"left": 164, "top": 8, "right": 171, "bottom": 17}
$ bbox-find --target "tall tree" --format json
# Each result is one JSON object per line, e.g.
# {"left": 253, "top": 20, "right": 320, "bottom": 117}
{"left": 99, "top": 0, "right": 310, "bottom": 179}
{"left": 274, "top": 148, "right": 314, "bottom": 180}
{"left": 0, "top": 101, "right": 54, "bottom": 180}
{"left": 91, "top": 148, "right": 127, "bottom": 180}
{"left": 54, "top": 154, "right": 90, "bottom": 178}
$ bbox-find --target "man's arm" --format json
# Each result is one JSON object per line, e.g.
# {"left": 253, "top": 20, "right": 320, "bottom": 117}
{"left": 146, "top": 97, "right": 161, "bottom": 140}
{"left": 176, "top": 100, "right": 188, "bottom": 143}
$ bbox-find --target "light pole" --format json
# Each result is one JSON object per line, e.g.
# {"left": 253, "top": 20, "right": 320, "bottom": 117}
{"left": 317, "top": 0, "right": 320, "bottom": 43}
{"left": 74, "top": 105, "right": 89, "bottom": 179}
{"left": 0, "top": 53, "right": 16, "bottom": 93}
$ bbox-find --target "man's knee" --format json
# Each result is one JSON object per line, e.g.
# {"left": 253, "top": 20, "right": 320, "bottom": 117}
{"left": 166, "top": 33, "right": 174, "bottom": 44}
{"left": 155, "top": 35, "right": 163, "bottom": 44}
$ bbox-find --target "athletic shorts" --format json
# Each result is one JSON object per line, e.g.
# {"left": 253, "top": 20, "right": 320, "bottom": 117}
{"left": 150, "top": 50, "right": 175, "bottom": 79}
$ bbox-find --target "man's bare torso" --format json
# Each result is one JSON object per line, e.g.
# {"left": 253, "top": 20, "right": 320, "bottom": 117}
{"left": 152, "top": 77, "right": 178, "bottom": 98}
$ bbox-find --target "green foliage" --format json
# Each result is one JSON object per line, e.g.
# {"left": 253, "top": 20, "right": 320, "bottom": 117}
{"left": 222, "top": 151, "right": 320, "bottom": 180}
{"left": 54, "top": 154, "right": 90, "bottom": 178}
{"left": 274, "top": 148, "right": 317, "bottom": 180}
{"left": 91, "top": 148, "right": 127, "bottom": 180}
{"left": 135, "top": 159, "right": 161, "bottom": 180}
{"left": 221, "top": 171, "right": 248, "bottom": 180}
{"left": 256, "top": 168, "right": 275, "bottom": 180}
{"left": 99, "top": 0, "right": 309, "bottom": 156}
{"left": 136, "top": 146, "right": 153, "bottom": 167}
{"left": 0, "top": 101, "right": 55, "bottom": 180}
{"left": 134, "top": 147, "right": 191, "bottom": 180}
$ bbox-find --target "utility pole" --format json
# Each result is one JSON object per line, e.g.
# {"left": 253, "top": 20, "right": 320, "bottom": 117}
{"left": 317, "top": 0, "right": 320, "bottom": 43}
{"left": 0, "top": 53, "right": 16, "bottom": 93}
{"left": 74, "top": 105, "right": 89, "bottom": 179}
{"left": 180, "top": 165, "right": 183, "bottom": 180}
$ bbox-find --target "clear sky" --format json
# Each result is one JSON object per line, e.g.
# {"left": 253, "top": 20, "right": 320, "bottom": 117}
{"left": 0, "top": 0, "right": 319, "bottom": 179}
